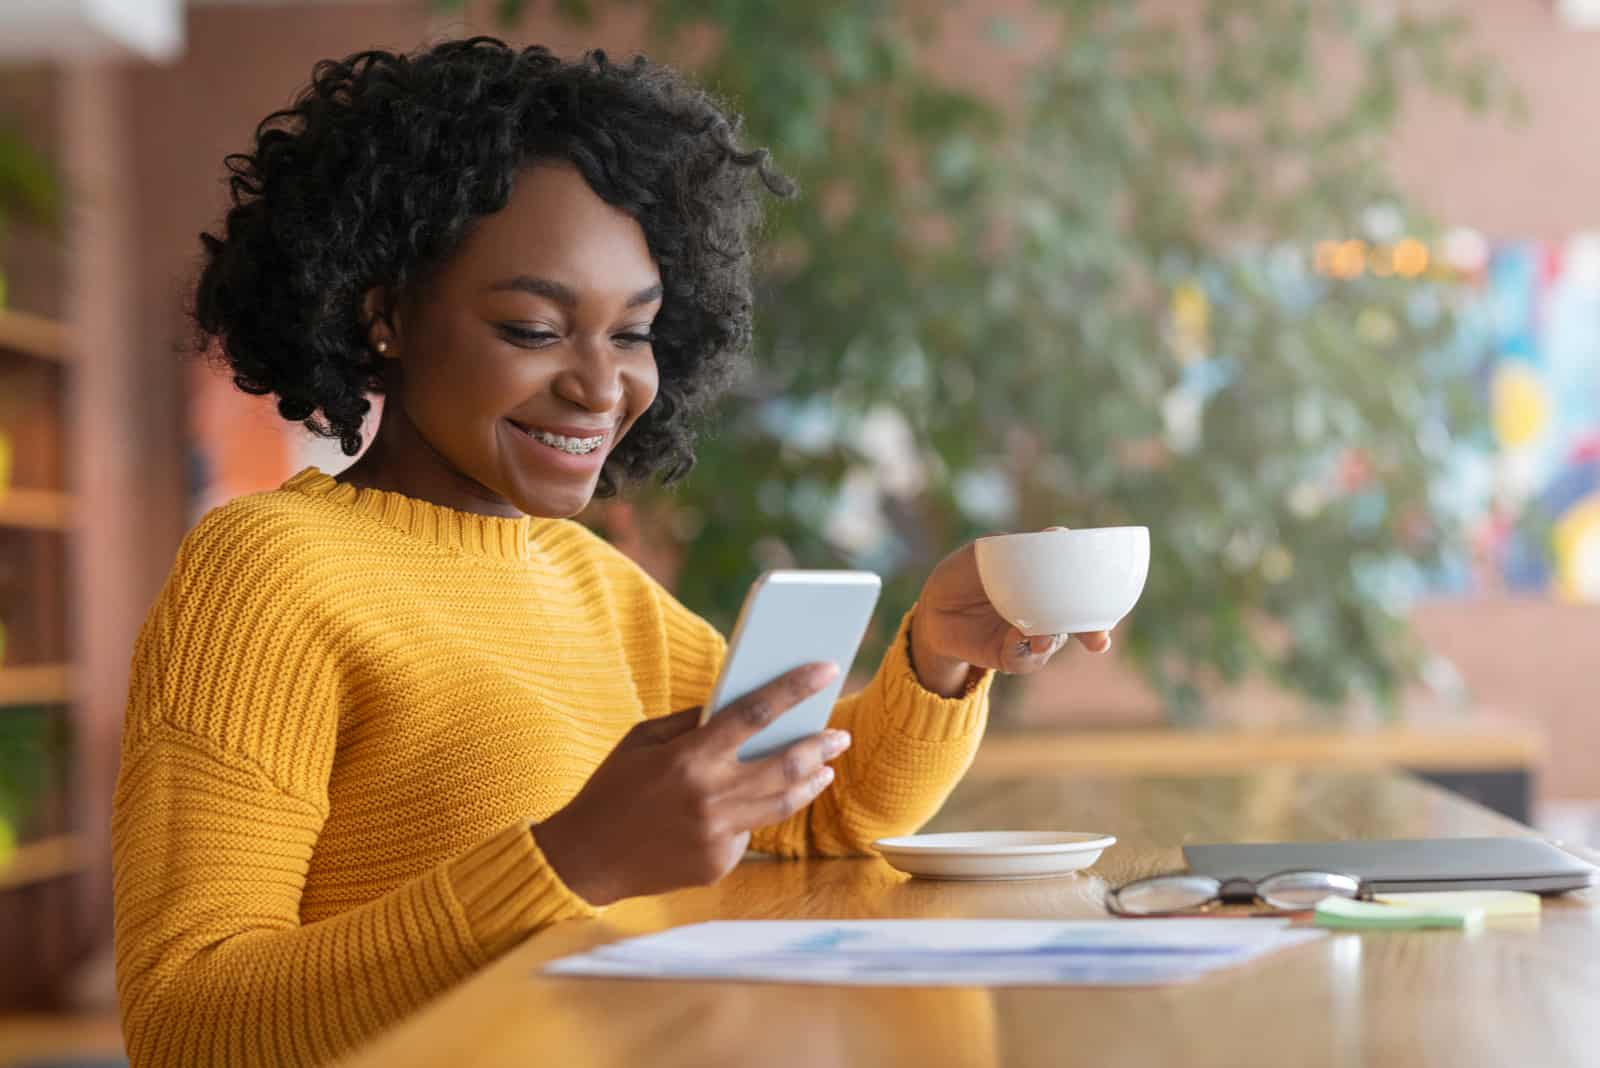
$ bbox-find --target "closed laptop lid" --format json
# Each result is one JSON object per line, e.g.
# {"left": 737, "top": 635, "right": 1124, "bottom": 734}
{"left": 1183, "top": 837, "right": 1598, "bottom": 893}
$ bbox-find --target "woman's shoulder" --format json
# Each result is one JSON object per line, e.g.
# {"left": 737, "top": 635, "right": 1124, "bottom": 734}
{"left": 170, "top": 481, "right": 346, "bottom": 593}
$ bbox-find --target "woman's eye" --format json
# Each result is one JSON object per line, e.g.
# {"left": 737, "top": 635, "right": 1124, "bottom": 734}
{"left": 614, "top": 332, "right": 655, "bottom": 349}
{"left": 498, "top": 325, "right": 560, "bottom": 348}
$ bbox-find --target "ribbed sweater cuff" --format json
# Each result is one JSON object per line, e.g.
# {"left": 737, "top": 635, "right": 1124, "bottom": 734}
{"left": 444, "top": 822, "right": 599, "bottom": 961}
{"left": 661, "top": 592, "right": 725, "bottom": 708}
{"left": 874, "top": 608, "right": 994, "bottom": 742}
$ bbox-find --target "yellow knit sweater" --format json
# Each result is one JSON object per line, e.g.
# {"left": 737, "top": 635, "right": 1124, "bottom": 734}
{"left": 112, "top": 467, "right": 993, "bottom": 1067}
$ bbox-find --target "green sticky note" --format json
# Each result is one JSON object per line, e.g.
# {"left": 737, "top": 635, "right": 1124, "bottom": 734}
{"left": 1313, "top": 896, "right": 1483, "bottom": 930}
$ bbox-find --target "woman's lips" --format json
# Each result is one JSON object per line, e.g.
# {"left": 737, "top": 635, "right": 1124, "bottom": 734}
{"left": 505, "top": 419, "right": 610, "bottom": 466}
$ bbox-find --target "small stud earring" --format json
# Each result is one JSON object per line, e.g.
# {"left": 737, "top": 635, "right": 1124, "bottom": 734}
{"left": 374, "top": 339, "right": 389, "bottom": 354}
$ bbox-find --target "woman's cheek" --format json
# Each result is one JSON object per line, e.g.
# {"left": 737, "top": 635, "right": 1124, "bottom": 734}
{"left": 622, "top": 363, "right": 660, "bottom": 438}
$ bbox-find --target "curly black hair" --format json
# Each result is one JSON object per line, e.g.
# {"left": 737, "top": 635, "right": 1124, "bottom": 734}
{"left": 193, "top": 37, "right": 793, "bottom": 495}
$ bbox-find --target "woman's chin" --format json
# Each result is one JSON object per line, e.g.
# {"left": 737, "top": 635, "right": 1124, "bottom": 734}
{"left": 509, "top": 480, "right": 599, "bottom": 520}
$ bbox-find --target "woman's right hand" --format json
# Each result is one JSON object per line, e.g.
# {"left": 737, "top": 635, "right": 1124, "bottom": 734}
{"left": 531, "top": 662, "right": 852, "bottom": 906}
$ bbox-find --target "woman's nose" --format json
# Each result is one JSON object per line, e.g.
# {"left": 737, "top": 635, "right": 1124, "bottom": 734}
{"left": 556, "top": 338, "right": 624, "bottom": 412}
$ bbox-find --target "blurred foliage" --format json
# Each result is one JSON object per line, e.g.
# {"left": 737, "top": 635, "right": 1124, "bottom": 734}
{"left": 0, "top": 118, "right": 62, "bottom": 306}
{"left": 0, "top": 708, "right": 59, "bottom": 844}
{"left": 0, "top": 126, "right": 58, "bottom": 230}
{"left": 436, "top": 0, "right": 1517, "bottom": 722}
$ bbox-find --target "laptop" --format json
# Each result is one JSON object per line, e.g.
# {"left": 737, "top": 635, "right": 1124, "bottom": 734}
{"left": 1183, "top": 837, "right": 1599, "bottom": 894}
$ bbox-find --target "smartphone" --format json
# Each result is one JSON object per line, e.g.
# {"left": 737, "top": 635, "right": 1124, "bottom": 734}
{"left": 701, "top": 570, "right": 882, "bottom": 762}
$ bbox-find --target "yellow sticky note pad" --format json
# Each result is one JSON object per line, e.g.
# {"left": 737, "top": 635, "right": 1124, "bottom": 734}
{"left": 1314, "top": 896, "right": 1480, "bottom": 930}
{"left": 1375, "top": 891, "right": 1541, "bottom": 919}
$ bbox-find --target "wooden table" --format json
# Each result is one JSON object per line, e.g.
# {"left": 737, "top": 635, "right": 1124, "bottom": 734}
{"left": 337, "top": 771, "right": 1600, "bottom": 1068}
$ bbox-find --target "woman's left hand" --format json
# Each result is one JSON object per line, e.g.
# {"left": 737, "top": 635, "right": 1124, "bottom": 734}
{"left": 908, "top": 529, "right": 1112, "bottom": 697}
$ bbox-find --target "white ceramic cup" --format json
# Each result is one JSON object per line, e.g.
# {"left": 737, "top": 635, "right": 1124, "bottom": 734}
{"left": 974, "top": 526, "right": 1150, "bottom": 635}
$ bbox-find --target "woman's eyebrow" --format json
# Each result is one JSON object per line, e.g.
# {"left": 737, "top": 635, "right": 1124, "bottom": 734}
{"left": 626, "top": 282, "right": 664, "bottom": 308}
{"left": 487, "top": 275, "right": 663, "bottom": 308}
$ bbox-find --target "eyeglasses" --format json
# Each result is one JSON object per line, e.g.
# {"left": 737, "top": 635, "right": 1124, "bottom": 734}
{"left": 1106, "top": 869, "right": 1371, "bottom": 917}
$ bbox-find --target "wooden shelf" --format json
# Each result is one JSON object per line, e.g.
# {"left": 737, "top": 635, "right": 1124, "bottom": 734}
{"left": 0, "top": 488, "right": 72, "bottom": 530}
{"left": 0, "top": 665, "right": 70, "bottom": 706}
{"left": 971, "top": 722, "right": 1545, "bottom": 778}
{"left": 0, "top": 310, "right": 70, "bottom": 364}
{"left": 0, "top": 835, "right": 84, "bottom": 891}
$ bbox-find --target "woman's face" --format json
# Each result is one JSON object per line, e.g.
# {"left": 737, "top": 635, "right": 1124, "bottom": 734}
{"left": 365, "top": 161, "right": 662, "bottom": 519}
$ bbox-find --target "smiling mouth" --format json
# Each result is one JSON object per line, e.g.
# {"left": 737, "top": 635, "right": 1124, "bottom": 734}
{"left": 507, "top": 420, "right": 608, "bottom": 456}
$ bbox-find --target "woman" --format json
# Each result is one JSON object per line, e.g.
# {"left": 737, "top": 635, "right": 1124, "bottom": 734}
{"left": 112, "top": 39, "right": 1111, "bottom": 1067}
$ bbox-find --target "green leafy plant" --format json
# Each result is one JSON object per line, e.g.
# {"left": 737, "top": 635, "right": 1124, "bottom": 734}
{"left": 430, "top": 0, "right": 1516, "bottom": 722}
{"left": 0, "top": 708, "right": 58, "bottom": 858}
{"left": 0, "top": 120, "right": 61, "bottom": 308}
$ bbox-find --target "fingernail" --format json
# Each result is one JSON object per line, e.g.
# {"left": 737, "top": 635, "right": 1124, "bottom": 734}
{"left": 814, "top": 765, "right": 835, "bottom": 787}
{"left": 808, "top": 662, "right": 840, "bottom": 687}
{"left": 822, "top": 729, "right": 852, "bottom": 757}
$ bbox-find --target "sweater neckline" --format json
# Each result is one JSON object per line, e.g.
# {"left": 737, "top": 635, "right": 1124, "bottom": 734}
{"left": 282, "top": 467, "right": 540, "bottom": 562}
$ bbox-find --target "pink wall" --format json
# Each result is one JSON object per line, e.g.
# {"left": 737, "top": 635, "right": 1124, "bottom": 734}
{"left": 921, "top": 0, "right": 1600, "bottom": 237}
{"left": 1389, "top": 0, "right": 1600, "bottom": 239}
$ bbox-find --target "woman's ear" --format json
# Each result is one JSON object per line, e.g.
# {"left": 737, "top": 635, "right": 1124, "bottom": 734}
{"left": 361, "top": 286, "right": 399, "bottom": 358}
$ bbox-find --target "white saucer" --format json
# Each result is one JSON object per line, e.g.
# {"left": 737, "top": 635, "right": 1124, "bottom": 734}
{"left": 873, "top": 831, "right": 1117, "bottom": 881}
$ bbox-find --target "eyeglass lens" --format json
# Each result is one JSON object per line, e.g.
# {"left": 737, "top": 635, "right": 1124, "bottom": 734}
{"left": 1255, "top": 870, "right": 1362, "bottom": 910}
{"left": 1110, "top": 870, "right": 1363, "bottom": 915}
{"left": 1109, "top": 874, "right": 1222, "bottom": 914}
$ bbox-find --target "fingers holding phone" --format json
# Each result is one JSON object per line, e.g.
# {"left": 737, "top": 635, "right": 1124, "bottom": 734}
{"left": 696, "top": 660, "right": 839, "bottom": 754}
{"left": 531, "top": 661, "right": 847, "bottom": 906}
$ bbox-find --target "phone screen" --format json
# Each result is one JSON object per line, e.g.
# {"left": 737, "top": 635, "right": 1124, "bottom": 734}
{"left": 702, "top": 570, "right": 882, "bottom": 761}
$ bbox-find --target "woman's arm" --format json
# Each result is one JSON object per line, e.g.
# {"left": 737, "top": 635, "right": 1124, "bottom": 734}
{"left": 113, "top": 729, "right": 590, "bottom": 1068}
{"left": 112, "top": 521, "right": 594, "bottom": 1068}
